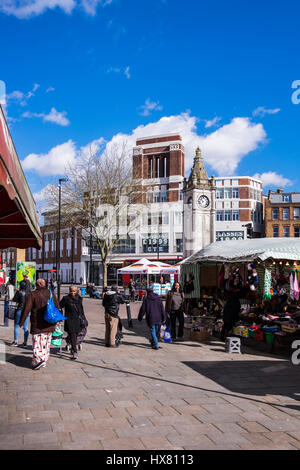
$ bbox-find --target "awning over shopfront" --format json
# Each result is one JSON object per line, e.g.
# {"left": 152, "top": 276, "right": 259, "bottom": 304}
{"left": 117, "top": 258, "right": 172, "bottom": 275}
{"left": 0, "top": 105, "right": 41, "bottom": 249}
{"left": 182, "top": 238, "right": 300, "bottom": 265}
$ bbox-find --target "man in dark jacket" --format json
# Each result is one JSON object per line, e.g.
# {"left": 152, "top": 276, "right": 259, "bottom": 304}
{"left": 20, "top": 278, "right": 60, "bottom": 370}
{"left": 138, "top": 287, "right": 166, "bottom": 350}
{"left": 103, "top": 286, "right": 124, "bottom": 348}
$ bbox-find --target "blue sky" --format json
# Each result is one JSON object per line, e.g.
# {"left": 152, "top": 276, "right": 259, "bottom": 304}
{"left": 1, "top": 0, "right": 300, "bottom": 209}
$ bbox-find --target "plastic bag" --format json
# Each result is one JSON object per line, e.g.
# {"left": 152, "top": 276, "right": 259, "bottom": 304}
{"left": 160, "top": 323, "right": 167, "bottom": 339}
{"left": 51, "top": 327, "right": 63, "bottom": 347}
{"left": 163, "top": 327, "right": 172, "bottom": 343}
{"left": 44, "top": 291, "right": 67, "bottom": 324}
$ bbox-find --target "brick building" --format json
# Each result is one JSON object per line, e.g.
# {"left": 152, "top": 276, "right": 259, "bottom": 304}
{"left": 214, "top": 176, "right": 264, "bottom": 240}
{"left": 265, "top": 188, "right": 300, "bottom": 238}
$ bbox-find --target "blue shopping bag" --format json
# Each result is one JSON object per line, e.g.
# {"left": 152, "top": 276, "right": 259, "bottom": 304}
{"left": 163, "top": 327, "right": 172, "bottom": 343}
{"left": 44, "top": 291, "right": 67, "bottom": 324}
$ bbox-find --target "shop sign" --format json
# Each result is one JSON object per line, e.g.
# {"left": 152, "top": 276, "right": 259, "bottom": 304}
{"left": 142, "top": 235, "right": 168, "bottom": 253}
{"left": 82, "top": 246, "right": 89, "bottom": 256}
{"left": 216, "top": 231, "right": 244, "bottom": 241}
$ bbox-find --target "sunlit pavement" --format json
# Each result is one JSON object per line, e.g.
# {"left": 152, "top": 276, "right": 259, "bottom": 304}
{"left": 1, "top": 295, "right": 300, "bottom": 450}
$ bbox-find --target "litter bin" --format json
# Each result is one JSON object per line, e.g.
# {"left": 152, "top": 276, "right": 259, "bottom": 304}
{"left": 80, "top": 287, "right": 86, "bottom": 297}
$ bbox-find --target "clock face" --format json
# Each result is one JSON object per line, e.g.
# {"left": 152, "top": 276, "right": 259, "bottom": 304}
{"left": 198, "top": 195, "right": 209, "bottom": 208}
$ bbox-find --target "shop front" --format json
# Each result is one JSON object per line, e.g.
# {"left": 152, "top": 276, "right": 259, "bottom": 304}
{"left": 180, "top": 238, "right": 300, "bottom": 355}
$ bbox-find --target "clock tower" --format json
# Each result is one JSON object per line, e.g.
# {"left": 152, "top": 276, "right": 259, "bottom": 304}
{"left": 183, "top": 147, "right": 216, "bottom": 257}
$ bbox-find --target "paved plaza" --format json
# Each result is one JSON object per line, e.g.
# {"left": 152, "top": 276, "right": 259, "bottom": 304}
{"left": 1, "top": 295, "right": 300, "bottom": 450}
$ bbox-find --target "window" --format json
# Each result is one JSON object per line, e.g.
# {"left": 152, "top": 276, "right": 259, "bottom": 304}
{"left": 283, "top": 226, "right": 290, "bottom": 237}
{"left": 154, "top": 191, "right": 160, "bottom": 203}
{"left": 295, "top": 226, "right": 300, "bottom": 238}
{"left": 294, "top": 208, "right": 300, "bottom": 220}
{"left": 232, "top": 188, "right": 239, "bottom": 198}
{"left": 174, "top": 212, "right": 183, "bottom": 225}
{"left": 224, "top": 210, "right": 231, "bottom": 221}
{"left": 283, "top": 208, "right": 290, "bottom": 220}
{"left": 283, "top": 195, "right": 291, "bottom": 202}
{"left": 232, "top": 210, "right": 239, "bottom": 221}
{"left": 216, "top": 189, "right": 223, "bottom": 199}
{"left": 179, "top": 190, "right": 183, "bottom": 201}
{"left": 224, "top": 188, "right": 231, "bottom": 199}
{"left": 250, "top": 188, "right": 254, "bottom": 199}
{"left": 161, "top": 186, "right": 167, "bottom": 202}
{"left": 147, "top": 191, "right": 153, "bottom": 203}
{"left": 216, "top": 210, "right": 223, "bottom": 221}
{"left": 175, "top": 233, "right": 183, "bottom": 252}
{"left": 272, "top": 208, "right": 279, "bottom": 220}
{"left": 273, "top": 226, "right": 279, "bottom": 237}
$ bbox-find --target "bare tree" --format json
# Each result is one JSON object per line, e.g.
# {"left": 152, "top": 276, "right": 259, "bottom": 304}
{"left": 46, "top": 139, "right": 144, "bottom": 289}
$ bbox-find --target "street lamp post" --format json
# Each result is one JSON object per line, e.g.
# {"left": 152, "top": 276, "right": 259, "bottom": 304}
{"left": 57, "top": 177, "right": 68, "bottom": 301}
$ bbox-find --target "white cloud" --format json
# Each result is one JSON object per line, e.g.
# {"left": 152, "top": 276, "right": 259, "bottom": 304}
{"left": 253, "top": 106, "right": 281, "bottom": 118}
{"left": 46, "top": 86, "right": 55, "bottom": 93}
{"left": 22, "top": 140, "right": 77, "bottom": 176}
{"left": 0, "top": 0, "right": 112, "bottom": 18}
{"left": 106, "top": 65, "right": 130, "bottom": 79}
{"left": 43, "top": 107, "right": 70, "bottom": 126}
{"left": 139, "top": 98, "right": 163, "bottom": 117}
{"left": 22, "top": 107, "right": 70, "bottom": 126}
{"left": 23, "top": 112, "right": 267, "bottom": 179}
{"left": 253, "top": 171, "right": 292, "bottom": 188}
{"left": 105, "top": 112, "right": 267, "bottom": 176}
{"left": 6, "top": 83, "right": 40, "bottom": 106}
{"left": 204, "top": 116, "right": 222, "bottom": 128}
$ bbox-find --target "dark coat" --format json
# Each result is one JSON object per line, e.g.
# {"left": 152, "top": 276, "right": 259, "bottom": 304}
{"left": 60, "top": 294, "right": 87, "bottom": 334}
{"left": 13, "top": 289, "right": 27, "bottom": 311}
{"left": 19, "top": 287, "right": 60, "bottom": 334}
{"left": 138, "top": 291, "right": 166, "bottom": 327}
{"left": 223, "top": 295, "right": 241, "bottom": 329}
{"left": 103, "top": 291, "right": 125, "bottom": 317}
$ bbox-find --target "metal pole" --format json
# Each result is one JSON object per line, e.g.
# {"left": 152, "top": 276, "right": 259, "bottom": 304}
{"left": 89, "top": 223, "right": 93, "bottom": 283}
{"left": 57, "top": 181, "right": 62, "bottom": 301}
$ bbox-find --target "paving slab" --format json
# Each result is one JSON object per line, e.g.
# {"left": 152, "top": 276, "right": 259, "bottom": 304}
{"left": 1, "top": 298, "right": 300, "bottom": 450}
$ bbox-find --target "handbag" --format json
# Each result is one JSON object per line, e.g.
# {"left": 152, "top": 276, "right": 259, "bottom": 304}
{"left": 44, "top": 291, "right": 67, "bottom": 324}
{"left": 7, "top": 303, "right": 17, "bottom": 320}
{"left": 51, "top": 326, "right": 63, "bottom": 347}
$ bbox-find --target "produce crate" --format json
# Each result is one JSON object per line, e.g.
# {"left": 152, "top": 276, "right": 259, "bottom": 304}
{"left": 190, "top": 331, "right": 211, "bottom": 342}
{"left": 248, "top": 328, "right": 264, "bottom": 341}
{"left": 264, "top": 331, "right": 274, "bottom": 344}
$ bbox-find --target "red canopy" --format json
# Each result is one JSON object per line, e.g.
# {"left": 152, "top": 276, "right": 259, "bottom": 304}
{"left": 0, "top": 105, "right": 42, "bottom": 249}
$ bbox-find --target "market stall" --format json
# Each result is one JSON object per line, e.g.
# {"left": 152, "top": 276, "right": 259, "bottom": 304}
{"left": 117, "top": 258, "right": 173, "bottom": 296}
{"left": 180, "top": 238, "right": 300, "bottom": 354}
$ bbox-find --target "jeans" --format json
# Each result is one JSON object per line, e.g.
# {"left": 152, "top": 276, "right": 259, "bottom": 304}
{"left": 3, "top": 300, "right": 9, "bottom": 327}
{"left": 14, "top": 309, "right": 29, "bottom": 343}
{"left": 150, "top": 324, "right": 160, "bottom": 349}
{"left": 170, "top": 309, "right": 184, "bottom": 339}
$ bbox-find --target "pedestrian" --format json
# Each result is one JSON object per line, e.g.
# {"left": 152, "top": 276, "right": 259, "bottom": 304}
{"left": 221, "top": 291, "right": 241, "bottom": 340}
{"left": 22, "top": 274, "right": 32, "bottom": 295}
{"left": 165, "top": 282, "right": 185, "bottom": 341}
{"left": 3, "top": 279, "right": 15, "bottom": 327}
{"left": 11, "top": 280, "right": 30, "bottom": 347}
{"left": 19, "top": 278, "right": 60, "bottom": 370}
{"left": 60, "top": 285, "right": 88, "bottom": 359}
{"left": 103, "top": 286, "right": 125, "bottom": 348}
{"left": 128, "top": 278, "right": 136, "bottom": 302}
{"left": 138, "top": 286, "right": 166, "bottom": 350}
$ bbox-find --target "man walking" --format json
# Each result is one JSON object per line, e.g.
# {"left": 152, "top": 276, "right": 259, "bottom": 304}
{"left": 103, "top": 286, "right": 124, "bottom": 348}
{"left": 138, "top": 287, "right": 166, "bottom": 350}
{"left": 19, "top": 278, "right": 60, "bottom": 370}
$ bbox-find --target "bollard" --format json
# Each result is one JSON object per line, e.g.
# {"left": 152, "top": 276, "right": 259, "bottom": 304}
{"left": 126, "top": 302, "right": 133, "bottom": 328}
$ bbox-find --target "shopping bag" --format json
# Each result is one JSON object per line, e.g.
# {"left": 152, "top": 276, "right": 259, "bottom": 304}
{"left": 44, "top": 291, "right": 67, "bottom": 324}
{"left": 7, "top": 303, "right": 17, "bottom": 320}
{"left": 51, "top": 327, "right": 63, "bottom": 347}
{"left": 160, "top": 323, "right": 167, "bottom": 339}
{"left": 163, "top": 327, "right": 172, "bottom": 343}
